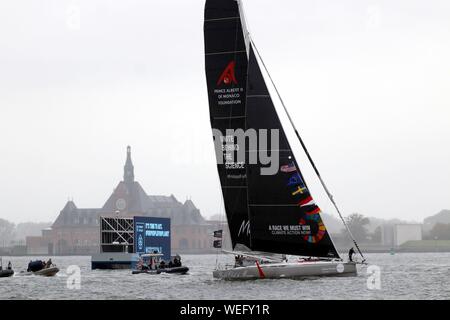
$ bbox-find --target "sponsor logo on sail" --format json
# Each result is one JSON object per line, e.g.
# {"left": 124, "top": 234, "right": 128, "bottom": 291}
{"left": 299, "top": 206, "right": 326, "bottom": 243}
{"left": 269, "top": 224, "right": 311, "bottom": 236}
{"left": 217, "top": 61, "right": 238, "bottom": 86}
{"left": 238, "top": 220, "right": 250, "bottom": 237}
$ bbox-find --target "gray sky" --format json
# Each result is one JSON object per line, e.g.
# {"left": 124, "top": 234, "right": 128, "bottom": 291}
{"left": 0, "top": 0, "right": 449, "bottom": 224}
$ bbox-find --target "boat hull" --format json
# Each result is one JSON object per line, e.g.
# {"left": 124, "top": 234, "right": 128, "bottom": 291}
{"left": 0, "top": 270, "right": 14, "bottom": 278}
{"left": 132, "top": 266, "right": 189, "bottom": 275}
{"left": 18, "top": 267, "right": 59, "bottom": 277}
{"left": 161, "top": 266, "right": 189, "bottom": 274}
{"left": 34, "top": 267, "right": 59, "bottom": 277}
{"left": 213, "top": 261, "right": 357, "bottom": 280}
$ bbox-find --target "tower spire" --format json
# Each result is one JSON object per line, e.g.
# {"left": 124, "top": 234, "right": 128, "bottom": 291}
{"left": 124, "top": 146, "right": 134, "bottom": 184}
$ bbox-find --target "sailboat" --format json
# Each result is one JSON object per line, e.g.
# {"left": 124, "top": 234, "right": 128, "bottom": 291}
{"left": 204, "top": 0, "right": 366, "bottom": 280}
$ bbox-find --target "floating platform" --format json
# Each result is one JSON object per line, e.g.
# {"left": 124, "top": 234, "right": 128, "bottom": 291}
{"left": 91, "top": 253, "right": 140, "bottom": 270}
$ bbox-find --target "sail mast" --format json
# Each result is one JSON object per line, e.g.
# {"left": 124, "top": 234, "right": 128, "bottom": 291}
{"left": 249, "top": 38, "right": 366, "bottom": 263}
{"left": 236, "top": 0, "right": 251, "bottom": 57}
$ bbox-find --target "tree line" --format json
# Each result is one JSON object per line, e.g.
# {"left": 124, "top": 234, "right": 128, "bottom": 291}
{"left": 340, "top": 213, "right": 450, "bottom": 243}
{"left": 0, "top": 218, "right": 51, "bottom": 247}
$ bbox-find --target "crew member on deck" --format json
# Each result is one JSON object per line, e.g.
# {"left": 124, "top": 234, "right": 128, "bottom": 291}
{"left": 7, "top": 261, "right": 12, "bottom": 270}
{"left": 173, "top": 257, "right": 181, "bottom": 267}
{"left": 235, "top": 255, "right": 243, "bottom": 267}
{"left": 348, "top": 247, "right": 355, "bottom": 262}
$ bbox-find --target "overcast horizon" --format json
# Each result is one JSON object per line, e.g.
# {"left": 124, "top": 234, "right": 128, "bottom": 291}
{"left": 1, "top": 0, "right": 449, "bottom": 224}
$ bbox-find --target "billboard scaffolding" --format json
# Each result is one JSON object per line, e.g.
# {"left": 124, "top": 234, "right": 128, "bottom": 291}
{"left": 100, "top": 216, "right": 134, "bottom": 253}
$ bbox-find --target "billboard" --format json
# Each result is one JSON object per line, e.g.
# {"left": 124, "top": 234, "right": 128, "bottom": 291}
{"left": 134, "top": 216, "right": 171, "bottom": 261}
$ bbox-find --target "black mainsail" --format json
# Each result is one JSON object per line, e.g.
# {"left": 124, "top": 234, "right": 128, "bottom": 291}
{"left": 204, "top": 0, "right": 251, "bottom": 249}
{"left": 204, "top": 0, "right": 340, "bottom": 259}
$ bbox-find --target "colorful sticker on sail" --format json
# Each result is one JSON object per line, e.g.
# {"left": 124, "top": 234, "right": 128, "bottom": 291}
{"left": 299, "top": 207, "right": 326, "bottom": 243}
{"left": 217, "top": 61, "right": 238, "bottom": 86}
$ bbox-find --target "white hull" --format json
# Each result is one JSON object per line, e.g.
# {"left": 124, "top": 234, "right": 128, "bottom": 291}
{"left": 213, "top": 261, "right": 357, "bottom": 280}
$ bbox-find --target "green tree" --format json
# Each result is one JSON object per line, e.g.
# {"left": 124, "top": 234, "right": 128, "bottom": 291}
{"left": 343, "top": 213, "right": 370, "bottom": 242}
{"left": 371, "top": 226, "right": 382, "bottom": 243}
{"left": 429, "top": 223, "right": 450, "bottom": 240}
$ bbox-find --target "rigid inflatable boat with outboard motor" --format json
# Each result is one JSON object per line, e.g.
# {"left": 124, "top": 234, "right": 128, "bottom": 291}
{"left": 131, "top": 253, "right": 189, "bottom": 275}
{"left": 17, "top": 259, "right": 59, "bottom": 277}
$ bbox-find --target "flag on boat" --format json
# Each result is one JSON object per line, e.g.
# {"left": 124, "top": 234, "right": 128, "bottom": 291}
{"left": 280, "top": 162, "right": 297, "bottom": 173}
{"left": 306, "top": 207, "right": 321, "bottom": 216}
{"left": 287, "top": 173, "right": 305, "bottom": 187}
{"left": 213, "top": 230, "right": 223, "bottom": 238}
{"left": 298, "top": 196, "right": 316, "bottom": 207}
{"left": 213, "top": 240, "right": 222, "bottom": 248}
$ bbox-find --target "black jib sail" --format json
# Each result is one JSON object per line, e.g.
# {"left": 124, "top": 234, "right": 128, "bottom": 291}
{"left": 245, "top": 45, "right": 339, "bottom": 258}
{"left": 204, "top": 0, "right": 339, "bottom": 259}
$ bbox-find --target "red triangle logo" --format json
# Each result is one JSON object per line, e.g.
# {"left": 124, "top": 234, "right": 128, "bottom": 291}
{"left": 217, "top": 61, "right": 238, "bottom": 86}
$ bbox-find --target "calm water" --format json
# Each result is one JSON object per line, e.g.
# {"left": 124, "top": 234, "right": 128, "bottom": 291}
{"left": 0, "top": 253, "right": 449, "bottom": 300}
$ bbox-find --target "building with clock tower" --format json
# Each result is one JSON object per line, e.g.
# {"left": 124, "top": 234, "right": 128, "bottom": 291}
{"left": 26, "top": 147, "right": 214, "bottom": 255}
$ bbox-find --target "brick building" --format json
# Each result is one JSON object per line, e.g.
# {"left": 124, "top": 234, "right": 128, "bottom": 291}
{"left": 27, "top": 147, "right": 215, "bottom": 255}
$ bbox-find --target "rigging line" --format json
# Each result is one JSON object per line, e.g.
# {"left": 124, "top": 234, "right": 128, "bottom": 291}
{"left": 249, "top": 37, "right": 366, "bottom": 263}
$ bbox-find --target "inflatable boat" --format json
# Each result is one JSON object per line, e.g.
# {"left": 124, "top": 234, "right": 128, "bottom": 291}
{"left": 17, "top": 260, "right": 60, "bottom": 277}
{"left": 0, "top": 258, "right": 14, "bottom": 278}
{"left": 0, "top": 269, "right": 14, "bottom": 278}
{"left": 131, "top": 253, "right": 189, "bottom": 275}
